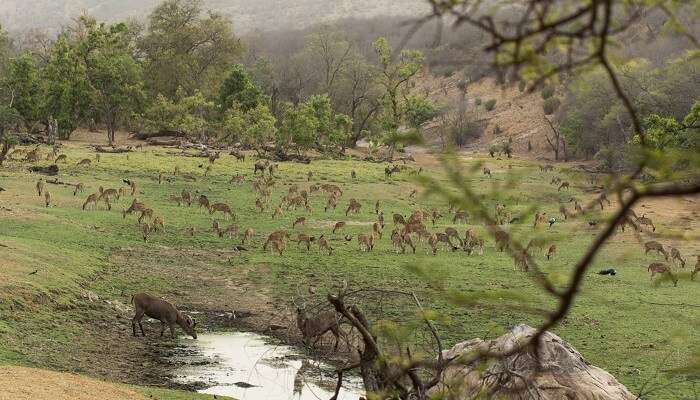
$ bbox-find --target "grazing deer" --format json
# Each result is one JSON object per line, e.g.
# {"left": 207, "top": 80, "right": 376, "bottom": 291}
{"left": 317, "top": 235, "right": 333, "bottom": 255}
{"left": 514, "top": 248, "right": 530, "bottom": 271}
{"left": 254, "top": 160, "right": 268, "bottom": 174}
{"left": 55, "top": 154, "right": 67, "bottom": 163}
{"left": 375, "top": 200, "right": 380, "bottom": 215}
{"left": 272, "top": 206, "right": 284, "bottom": 219}
{"left": 230, "top": 174, "right": 246, "bottom": 184}
{"left": 669, "top": 247, "right": 686, "bottom": 268}
{"left": 692, "top": 256, "right": 700, "bottom": 280}
{"left": 230, "top": 149, "right": 245, "bottom": 161}
{"left": 209, "top": 203, "right": 234, "bottom": 220}
{"left": 393, "top": 213, "right": 406, "bottom": 226}
{"left": 495, "top": 230, "right": 510, "bottom": 252}
{"left": 294, "top": 234, "right": 316, "bottom": 250}
{"left": 358, "top": 234, "right": 374, "bottom": 252}
{"left": 180, "top": 191, "right": 192, "bottom": 206}
{"left": 483, "top": 167, "right": 491, "bottom": 177}
{"left": 351, "top": 170, "right": 357, "bottom": 179}
{"left": 378, "top": 211, "right": 385, "bottom": 228}
{"left": 648, "top": 262, "right": 677, "bottom": 286}
{"left": 644, "top": 241, "right": 668, "bottom": 260}
{"left": 558, "top": 181, "right": 570, "bottom": 191}
{"left": 559, "top": 205, "right": 570, "bottom": 220}
{"left": 169, "top": 194, "right": 183, "bottom": 206}
{"left": 296, "top": 305, "right": 342, "bottom": 350}
{"left": 152, "top": 216, "right": 165, "bottom": 232}
{"left": 431, "top": 208, "right": 442, "bottom": 226}
{"left": 219, "top": 224, "right": 239, "bottom": 239}
{"left": 242, "top": 228, "right": 256, "bottom": 244}
{"left": 268, "top": 238, "right": 285, "bottom": 255}
{"left": 324, "top": 196, "right": 338, "bottom": 212}
{"left": 255, "top": 198, "right": 266, "bottom": 213}
{"left": 44, "top": 191, "right": 51, "bottom": 207}
{"left": 36, "top": 179, "right": 44, "bottom": 197}
{"left": 533, "top": 212, "right": 547, "bottom": 228}
{"left": 212, "top": 220, "right": 221, "bottom": 236}
{"left": 345, "top": 199, "right": 361, "bottom": 216}
{"left": 332, "top": 221, "right": 346, "bottom": 234}
{"left": 373, "top": 222, "right": 383, "bottom": 239}
{"left": 453, "top": 211, "right": 468, "bottom": 224}
{"left": 293, "top": 217, "right": 306, "bottom": 228}
{"left": 77, "top": 158, "right": 91, "bottom": 166}
{"left": 82, "top": 193, "right": 100, "bottom": 210}
{"left": 138, "top": 208, "right": 154, "bottom": 224}
{"left": 131, "top": 293, "right": 197, "bottom": 339}
{"left": 636, "top": 215, "right": 656, "bottom": 232}
{"left": 198, "top": 194, "right": 210, "bottom": 209}
{"left": 444, "top": 227, "right": 463, "bottom": 247}
{"left": 73, "top": 183, "right": 84, "bottom": 196}
{"left": 546, "top": 244, "right": 557, "bottom": 260}
{"left": 263, "top": 231, "right": 290, "bottom": 251}
{"left": 141, "top": 223, "right": 152, "bottom": 242}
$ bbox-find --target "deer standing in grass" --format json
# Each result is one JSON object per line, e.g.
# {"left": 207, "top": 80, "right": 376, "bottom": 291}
{"left": 317, "top": 235, "right": 333, "bottom": 255}
{"left": 210, "top": 203, "right": 234, "bottom": 220}
{"left": 358, "top": 234, "right": 374, "bottom": 252}
{"left": 36, "top": 179, "right": 44, "bottom": 197}
{"left": 669, "top": 247, "right": 686, "bottom": 268}
{"left": 648, "top": 263, "right": 677, "bottom": 286}
{"left": 131, "top": 293, "right": 197, "bottom": 339}
{"left": 644, "top": 241, "right": 668, "bottom": 260}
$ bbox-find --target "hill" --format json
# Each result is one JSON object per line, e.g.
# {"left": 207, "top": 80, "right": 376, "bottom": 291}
{"left": 0, "top": 0, "right": 429, "bottom": 35}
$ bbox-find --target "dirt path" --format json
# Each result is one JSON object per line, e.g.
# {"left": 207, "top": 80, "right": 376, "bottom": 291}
{"left": 0, "top": 366, "right": 147, "bottom": 400}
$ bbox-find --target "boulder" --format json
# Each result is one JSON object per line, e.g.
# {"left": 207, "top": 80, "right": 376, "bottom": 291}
{"left": 435, "top": 324, "right": 635, "bottom": 400}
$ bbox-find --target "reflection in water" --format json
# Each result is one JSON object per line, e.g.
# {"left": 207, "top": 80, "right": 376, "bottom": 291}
{"left": 174, "top": 332, "right": 363, "bottom": 400}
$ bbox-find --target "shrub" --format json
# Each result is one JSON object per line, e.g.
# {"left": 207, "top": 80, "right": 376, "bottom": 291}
{"left": 541, "top": 86, "right": 555, "bottom": 99}
{"left": 518, "top": 80, "right": 527, "bottom": 92}
{"left": 484, "top": 99, "right": 497, "bottom": 111}
{"left": 543, "top": 97, "right": 561, "bottom": 115}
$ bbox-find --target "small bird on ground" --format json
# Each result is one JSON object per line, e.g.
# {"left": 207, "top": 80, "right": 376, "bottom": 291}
{"left": 598, "top": 268, "right": 617, "bottom": 276}
{"left": 548, "top": 217, "right": 557, "bottom": 228}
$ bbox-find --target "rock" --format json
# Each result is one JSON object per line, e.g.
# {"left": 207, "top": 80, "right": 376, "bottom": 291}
{"left": 435, "top": 324, "right": 635, "bottom": 400}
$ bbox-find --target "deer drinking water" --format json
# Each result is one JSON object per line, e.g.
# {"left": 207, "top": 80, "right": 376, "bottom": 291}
{"left": 131, "top": 293, "right": 197, "bottom": 339}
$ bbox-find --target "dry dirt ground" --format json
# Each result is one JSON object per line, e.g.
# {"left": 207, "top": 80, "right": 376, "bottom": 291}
{"left": 0, "top": 366, "right": 147, "bottom": 400}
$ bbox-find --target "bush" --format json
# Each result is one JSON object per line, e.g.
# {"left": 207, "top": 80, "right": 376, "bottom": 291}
{"left": 484, "top": 99, "right": 497, "bottom": 111}
{"left": 474, "top": 98, "right": 482, "bottom": 106}
{"left": 518, "top": 80, "right": 527, "bottom": 92}
{"left": 541, "top": 86, "right": 555, "bottom": 100}
{"left": 543, "top": 97, "right": 561, "bottom": 115}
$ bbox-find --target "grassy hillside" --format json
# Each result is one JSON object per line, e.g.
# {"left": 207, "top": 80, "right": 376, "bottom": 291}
{"left": 0, "top": 139, "right": 698, "bottom": 398}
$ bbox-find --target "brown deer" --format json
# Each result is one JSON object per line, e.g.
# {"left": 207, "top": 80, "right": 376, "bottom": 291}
{"left": 636, "top": 215, "right": 656, "bottom": 232}
{"left": 483, "top": 167, "right": 491, "bottom": 177}
{"left": 546, "top": 245, "right": 557, "bottom": 260}
{"left": 296, "top": 306, "right": 342, "bottom": 350}
{"left": 241, "top": 227, "right": 256, "bottom": 245}
{"left": 209, "top": 203, "right": 234, "bottom": 220}
{"left": 77, "top": 158, "right": 91, "bottom": 166}
{"left": 644, "top": 241, "right": 668, "bottom": 260}
{"left": 152, "top": 216, "right": 165, "bottom": 232}
{"left": 272, "top": 206, "right": 284, "bottom": 219}
{"left": 373, "top": 222, "right": 383, "bottom": 239}
{"left": 669, "top": 247, "right": 686, "bottom": 268}
{"left": 36, "top": 179, "right": 44, "bottom": 197}
{"left": 131, "top": 293, "right": 197, "bottom": 339}
{"left": 263, "top": 231, "right": 290, "bottom": 251}
{"left": 198, "top": 194, "right": 210, "bottom": 209}
{"left": 44, "top": 191, "right": 51, "bottom": 207}
{"left": 317, "top": 235, "right": 333, "bottom": 255}
{"left": 254, "top": 160, "right": 268, "bottom": 174}
{"left": 72, "top": 183, "right": 84, "bottom": 196}
{"left": 293, "top": 217, "right": 306, "bottom": 228}
{"left": 431, "top": 208, "right": 443, "bottom": 226}
{"left": 324, "top": 196, "right": 338, "bottom": 212}
{"left": 141, "top": 223, "right": 152, "bottom": 242}
{"left": 495, "top": 230, "right": 510, "bottom": 252}
{"left": 391, "top": 230, "right": 406, "bottom": 253}
{"left": 181, "top": 191, "right": 193, "bottom": 206}
{"left": 54, "top": 154, "right": 67, "bottom": 163}
{"left": 558, "top": 181, "right": 570, "bottom": 191}
{"left": 533, "top": 212, "right": 547, "bottom": 228}
{"left": 453, "top": 211, "right": 468, "bottom": 224}
{"left": 648, "top": 262, "right": 677, "bottom": 286}
{"left": 444, "top": 227, "right": 463, "bottom": 247}
{"left": 138, "top": 208, "right": 154, "bottom": 224}
{"left": 294, "top": 234, "right": 316, "bottom": 250}
{"left": 212, "top": 220, "right": 221, "bottom": 235}
{"left": 268, "top": 238, "right": 285, "bottom": 255}
{"left": 375, "top": 200, "right": 381, "bottom": 215}
{"left": 692, "top": 256, "right": 700, "bottom": 281}
{"left": 332, "top": 221, "right": 346, "bottom": 234}
{"left": 345, "top": 199, "right": 361, "bottom": 216}
{"left": 559, "top": 205, "right": 570, "bottom": 220}
{"left": 169, "top": 194, "right": 183, "bottom": 206}
{"left": 358, "top": 234, "right": 374, "bottom": 252}
{"left": 393, "top": 213, "right": 406, "bottom": 226}
{"left": 82, "top": 193, "right": 100, "bottom": 210}
{"left": 218, "top": 224, "right": 239, "bottom": 239}
{"left": 514, "top": 248, "right": 530, "bottom": 271}
{"left": 230, "top": 149, "right": 245, "bottom": 161}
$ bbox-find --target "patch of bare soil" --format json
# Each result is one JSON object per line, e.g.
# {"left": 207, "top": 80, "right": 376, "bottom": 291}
{"left": 0, "top": 366, "right": 147, "bottom": 400}
{"left": 67, "top": 129, "right": 142, "bottom": 147}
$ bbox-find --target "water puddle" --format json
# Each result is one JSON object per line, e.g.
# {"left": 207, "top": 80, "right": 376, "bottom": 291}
{"left": 173, "top": 332, "right": 364, "bottom": 400}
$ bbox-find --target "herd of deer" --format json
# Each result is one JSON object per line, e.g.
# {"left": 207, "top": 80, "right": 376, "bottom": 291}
{"left": 15, "top": 147, "right": 698, "bottom": 343}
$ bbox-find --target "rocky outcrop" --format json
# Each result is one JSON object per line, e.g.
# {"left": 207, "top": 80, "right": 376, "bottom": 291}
{"left": 435, "top": 324, "right": 635, "bottom": 400}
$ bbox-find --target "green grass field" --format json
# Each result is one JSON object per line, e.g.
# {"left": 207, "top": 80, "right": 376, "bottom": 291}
{"left": 0, "top": 141, "right": 698, "bottom": 399}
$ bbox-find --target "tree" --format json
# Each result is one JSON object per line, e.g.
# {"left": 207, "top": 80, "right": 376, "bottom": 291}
{"left": 5, "top": 53, "right": 43, "bottom": 132}
{"left": 222, "top": 103, "right": 276, "bottom": 149}
{"left": 279, "top": 101, "right": 319, "bottom": 153}
{"left": 218, "top": 64, "right": 263, "bottom": 112}
{"left": 78, "top": 17, "right": 144, "bottom": 145}
{"left": 405, "top": 95, "right": 440, "bottom": 128}
{"left": 139, "top": 0, "right": 243, "bottom": 99}
{"left": 144, "top": 89, "right": 216, "bottom": 141}
{"left": 303, "top": 26, "right": 352, "bottom": 96}
{"left": 373, "top": 37, "right": 424, "bottom": 160}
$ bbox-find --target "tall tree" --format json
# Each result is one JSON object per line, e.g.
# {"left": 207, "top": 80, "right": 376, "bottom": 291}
{"left": 218, "top": 64, "right": 263, "bottom": 112}
{"left": 139, "top": 0, "right": 243, "bottom": 99}
{"left": 5, "top": 53, "right": 42, "bottom": 132}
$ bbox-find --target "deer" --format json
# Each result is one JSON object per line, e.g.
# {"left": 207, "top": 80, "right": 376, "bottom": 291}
{"left": 375, "top": 200, "right": 381, "bottom": 215}
{"left": 533, "top": 212, "right": 547, "bottom": 228}
{"left": 230, "top": 174, "right": 246, "bottom": 184}
{"left": 218, "top": 224, "right": 239, "bottom": 239}
{"left": 483, "top": 167, "right": 491, "bottom": 177}
{"left": 141, "top": 223, "right": 152, "bottom": 242}
{"left": 73, "top": 183, "right": 84, "bottom": 196}
{"left": 644, "top": 241, "right": 668, "bottom": 260}
{"left": 332, "top": 221, "right": 346, "bottom": 234}
{"left": 669, "top": 247, "right": 686, "bottom": 268}
{"left": 393, "top": 213, "right": 406, "bottom": 226}
{"left": 152, "top": 216, "right": 165, "bottom": 232}
{"left": 444, "top": 227, "right": 463, "bottom": 247}
{"left": 272, "top": 206, "right": 284, "bottom": 219}
{"left": 198, "top": 194, "right": 210, "bottom": 210}
{"left": 131, "top": 293, "right": 197, "bottom": 339}
{"left": 648, "top": 263, "right": 677, "bottom": 286}
{"left": 378, "top": 212, "right": 385, "bottom": 228}
{"left": 324, "top": 196, "right": 338, "bottom": 212}
{"left": 317, "top": 235, "right": 333, "bottom": 255}
{"left": 558, "top": 181, "right": 570, "bottom": 191}
{"left": 430, "top": 208, "right": 443, "bottom": 226}
{"left": 54, "top": 154, "right": 67, "bottom": 163}
{"left": 169, "top": 194, "right": 183, "bottom": 206}
{"left": 391, "top": 230, "right": 406, "bottom": 253}
{"left": 241, "top": 227, "right": 255, "bottom": 245}
{"left": 636, "top": 215, "right": 656, "bottom": 232}
{"left": 138, "top": 208, "right": 154, "bottom": 224}
{"left": 692, "top": 256, "right": 700, "bottom": 281}
{"left": 559, "top": 205, "right": 570, "bottom": 220}
{"left": 295, "top": 305, "right": 342, "bottom": 350}
{"left": 212, "top": 220, "right": 221, "bottom": 236}
{"left": 294, "top": 234, "right": 316, "bottom": 250}
{"left": 514, "top": 248, "right": 530, "bottom": 271}
{"left": 453, "top": 211, "right": 468, "bottom": 224}
{"left": 268, "top": 238, "right": 285, "bottom": 255}
{"left": 263, "top": 231, "right": 290, "bottom": 251}
{"left": 181, "top": 191, "right": 193, "bottom": 206}
{"left": 230, "top": 149, "right": 245, "bottom": 161}
{"left": 293, "top": 217, "right": 306, "bottom": 228}
{"left": 373, "top": 222, "right": 383, "bottom": 239}
{"left": 345, "top": 199, "right": 361, "bottom": 216}
{"left": 82, "top": 193, "right": 100, "bottom": 210}
{"left": 44, "top": 191, "right": 51, "bottom": 207}
{"left": 209, "top": 203, "right": 234, "bottom": 220}
{"left": 36, "top": 179, "right": 44, "bottom": 197}
{"left": 254, "top": 160, "right": 269, "bottom": 174}
{"left": 546, "top": 244, "right": 557, "bottom": 260}
{"left": 495, "top": 230, "right": 510, "bottom": 252}
{"left": 358, "top": 234, "right": 374, "bottom": 252}
{"left": 77, "top": 158, "right": 91, "bottom": 166}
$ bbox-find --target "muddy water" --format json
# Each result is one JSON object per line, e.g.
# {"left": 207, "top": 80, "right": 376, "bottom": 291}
{"left": 173, "top": 332, "right": 364, "bottom": 400}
